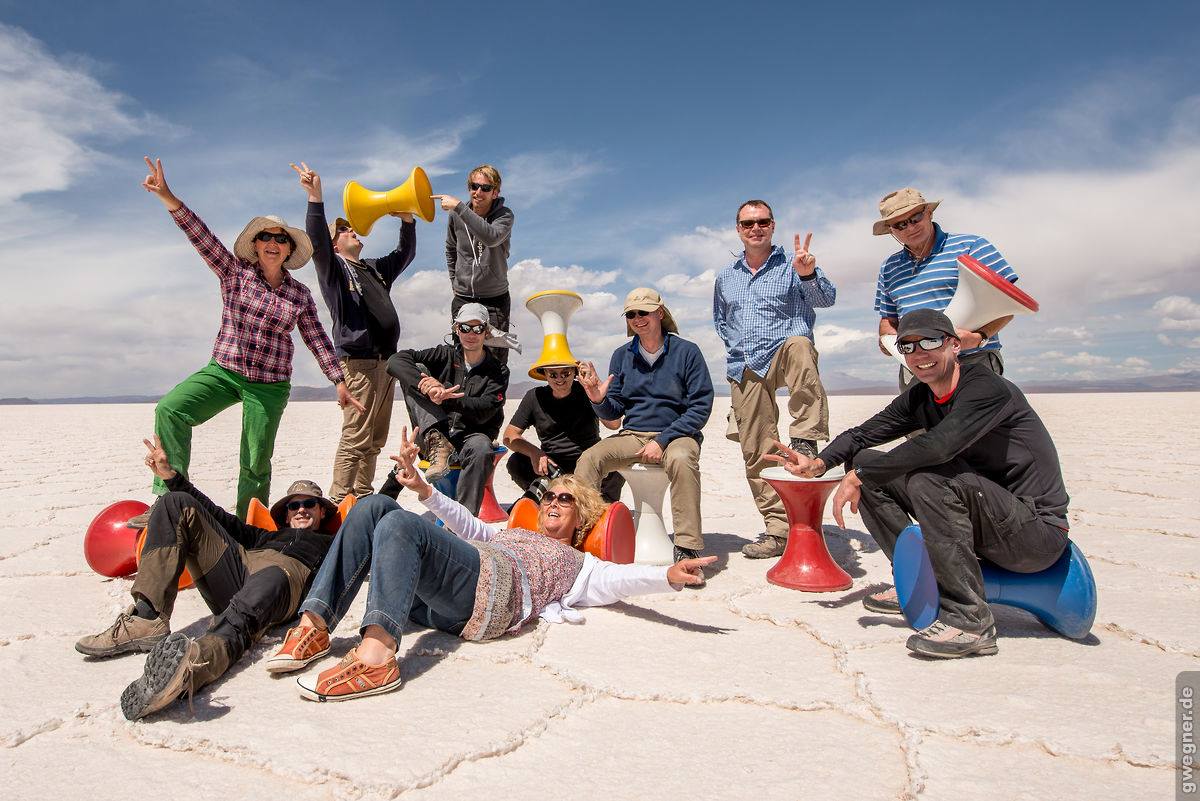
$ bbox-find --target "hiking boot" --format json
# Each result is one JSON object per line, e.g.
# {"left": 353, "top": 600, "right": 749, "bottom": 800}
{"left": 120, "top": 633, "right": 202, "bottom": 720}
{"left": 673, "top": 546, "right": 705, "bottom": 588}
{"left": 789, "top": 438, "right": 819, "bottom": 460}
{"left": 862, "top": 587, "right": 902, "bottom": 615}
{"left": 296, "top": 647, "right": 401, "bottom": 702}
{"left": 905, "top": 621, "right": 999, "bottom": 659}
{"left": 423, "top": 430, "right": 455, "bottom": 484}
{"left": 265, "top": 625, "right": 331, "bottom": 674}
{"left": 76, "top": 606, "right": 169, "bottom": 657}
{"left": 741, "top": 534, "right": 787, "bottom": 559}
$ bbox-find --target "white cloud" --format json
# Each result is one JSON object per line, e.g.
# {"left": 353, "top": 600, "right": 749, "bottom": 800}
{"left": 1045, "top": 326, "right": 1093, "bottom": 344}
{"left": 356, "top": 117, "right": 484, "bottom": 184}
{"left": 1153, "top": 295, "right": 1200, "bottom": 331}
{"left": 813, "top": 324, "right": 876, "bottom": 355}
{"left": 501, "top": 151, "right": 604, "bottom": 208}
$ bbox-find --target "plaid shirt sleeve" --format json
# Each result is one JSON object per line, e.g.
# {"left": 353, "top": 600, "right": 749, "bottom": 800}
{"left": 296, "top": 289, "right": 345, "bottom": 384}
{"left": 170, "top": 205, "right": 237, "bottom": 282}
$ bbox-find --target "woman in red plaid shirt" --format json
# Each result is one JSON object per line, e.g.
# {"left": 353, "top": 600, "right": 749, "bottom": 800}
{"left": 137, "top": 157, "right": 366, "bottom": 520}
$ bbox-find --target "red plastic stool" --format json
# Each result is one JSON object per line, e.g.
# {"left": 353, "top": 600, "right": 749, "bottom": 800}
{"left": 760, "top": 467, "right": 851, "bottom": 592}
{"left": 83, "top": 500, "right": 147, "bottom": 578}
{"left": 477, "top": 446, "right": 509, "bottom": 523}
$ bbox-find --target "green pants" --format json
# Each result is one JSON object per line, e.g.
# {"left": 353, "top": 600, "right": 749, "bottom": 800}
{"left": 153, "top": 360, "right": 290, "bottom": 518}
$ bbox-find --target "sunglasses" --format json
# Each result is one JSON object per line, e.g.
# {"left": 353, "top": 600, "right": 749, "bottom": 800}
{"left": 888, "top": 211, "right": 925, "bottom": 231}
{"left": 737, "top": 217, "right": 774, "bottom": 230}
{"left": 895, "top": 336, "right": 946, "bottom": 355}
{"left": 335, "top": 225, "right": 353, "bottom": 236}
{"left": 468, "top": 182, "right": 495, "bottom": 192}
{"left": 255, "top": 231, "right": 294, "bottom": 246}
{"left": 624, "top": 310, "right": 653, "bottom": 319}
{"left": 544, "top": 368, "right": 577, "bottom": 380}
{"left": 286, "top": 498, "right": 319, "bottom": 512}
{"left": 539, "top": 491, "right": 577, "bottom": 507}
{"left": 456, "top": 322, "right": 487, "bottom": 334}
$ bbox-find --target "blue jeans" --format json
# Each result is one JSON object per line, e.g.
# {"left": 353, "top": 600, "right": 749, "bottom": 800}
{"left": 298, "top": 494, "right": 481, "bottom": 644}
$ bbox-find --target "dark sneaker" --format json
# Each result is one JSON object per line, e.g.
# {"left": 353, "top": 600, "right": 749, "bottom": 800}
{"left": 76, "top": 606, "right": 169, "bottom": 657}
{"left": 862, "top": 587, "right": 902, "bottom": 615}
{"left": 905, "top": 621, "right": 999, "bottom": 659}
{"left": 741, "top": 534, "right": 787, "bottom": 559}
{"left": 120, "top": 633, "right": 202, "bottom": 720}
{"left": 423, "top": 430, "right": 455, "bottom": 484}
{"left": 672, "top": 546, "right": 705, "bottom": 588}
{"left": 789, "top": 438, "right": 819, "bottom": 460}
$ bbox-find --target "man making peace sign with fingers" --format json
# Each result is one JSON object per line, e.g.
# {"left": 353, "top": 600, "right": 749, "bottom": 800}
{"left": 713, "top": 199, "right": 837, "bottom": 559}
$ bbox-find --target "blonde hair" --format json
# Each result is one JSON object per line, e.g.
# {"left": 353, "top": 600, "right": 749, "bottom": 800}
{"left": 541, "top": 474, "right": 605, "bottom": 548}
{"left": 469, "top": 164, "right": 502, "bottom": 190}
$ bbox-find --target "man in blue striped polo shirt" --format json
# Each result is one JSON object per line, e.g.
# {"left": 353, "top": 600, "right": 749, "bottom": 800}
{"left": 713, "top": 199, "right": 837, "bottom": 559}
{"left": 873, "top": 188, "right": 1018, "bottom": 390}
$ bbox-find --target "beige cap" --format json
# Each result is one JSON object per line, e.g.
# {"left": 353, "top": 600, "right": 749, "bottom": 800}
{"left": 872, "top": 187, "right": 941, "bottom": 235}
{"left": 623, "top": 287, "right": 678, "bottom": 336}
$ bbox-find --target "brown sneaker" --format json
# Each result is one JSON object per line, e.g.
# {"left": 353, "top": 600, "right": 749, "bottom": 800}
{"left": 906, "top": 621, "right": 999, "bottom": 659}
{"left": 76, "top": 606, "right": 169, "bottom": 657}
{"left": 296, "top": 647, "right": 401, "bottom": 702}
{"left": 265, "top": 625, "right": 330, "bottom": 674}
{"left": 741, "top": 534, "right": 787, "bottom": 559}
{"left": 120, "top": 633, "right": 202, "bottom": 720}
{"left": 423, "top": 430, "right": 455, "bottom": 483}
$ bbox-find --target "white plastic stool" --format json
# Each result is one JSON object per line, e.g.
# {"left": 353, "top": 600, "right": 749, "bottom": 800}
{"left": 618, "top": 463, "right": 676, "bottom": 565}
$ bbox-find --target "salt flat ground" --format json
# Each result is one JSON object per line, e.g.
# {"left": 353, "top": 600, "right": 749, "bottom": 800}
{"left": 0, "top": 393, "right": 1194, "bottom": 800}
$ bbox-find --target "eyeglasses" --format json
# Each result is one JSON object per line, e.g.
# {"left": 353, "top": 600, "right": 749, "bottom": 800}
{"left": 737, "top": 217, "right": 774, "bottom": 230}
{"left": 255, "top": 231, "right": 294, "bottom": 246}
{"left": 286, "top": 498, "right": 319, "bottom": 512}
{"left": 456, "top": 322, "right": 487, "bottom": 334}
{"left": 888, "top": 211, "right": 925, "bottom": 231}
{"left": 624, "top": 310, "right": 653, "bottom": 319}
{"left": 544, "top": 368, "right": 577, "bottom": 380}
{"left": 468, "top": 182, "right": 495, "bottom": 192}
{"left": 335, "top": 226, "right": 353, "bottom": 236}
{"left": 539, "top": 491, "right": 577, "bottom": 507}
{"left": 895, "top": 336, "right": 946, "bottom": 355}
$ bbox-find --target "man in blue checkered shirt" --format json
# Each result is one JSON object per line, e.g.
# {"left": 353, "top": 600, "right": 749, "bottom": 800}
{"left": 713, "top": 199, "right": 837, "bottom": 559}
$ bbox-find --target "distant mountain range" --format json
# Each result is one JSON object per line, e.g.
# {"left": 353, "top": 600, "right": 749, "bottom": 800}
{"left": 4, "top": 370, "right": 1198, "bottom": 405}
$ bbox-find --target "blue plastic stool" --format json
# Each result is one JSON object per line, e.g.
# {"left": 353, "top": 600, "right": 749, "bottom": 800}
{"left": 892, "top": 524, "right": 1097, "bottom": 639}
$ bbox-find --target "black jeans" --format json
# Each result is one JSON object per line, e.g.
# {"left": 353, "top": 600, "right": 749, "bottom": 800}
{"left": 506, "top": 450, "right": 625, "bottom": 503}
{"left": 853, "top": 450, "right": 1068, "bottom": 632}
{"left": 453, "top": 291, "right": 512, "bottom": 365}
{"left": 133, "top": 492, "right": 308, "bottom": 686}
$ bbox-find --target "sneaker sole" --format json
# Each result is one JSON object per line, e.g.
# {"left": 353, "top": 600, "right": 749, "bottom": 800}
{"left": 861, "top": 598, "right": 903, "bottom": 615}
{"left": 264, "top": 646, "right": 331, "bottom": 675}
{"left": 75, "top": 632, "right": 168, "bottom": 658}
{"left": 296, "top": 674, "right": 402, "bottom": 702}
{"left": 120, "top": 634, "right": 193, "bottom": 720}
{"left": 906, "top": 638, "right": 999, "bottom": 659}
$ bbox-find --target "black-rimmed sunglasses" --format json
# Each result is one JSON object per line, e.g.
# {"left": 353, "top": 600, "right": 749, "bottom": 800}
{"left": 888, "top": 211, "right": 925, "bottom": 231}
{"left": 539, "top": 491, "right": 577, "bottom": 506}
{"left": 895, "top": 336, "right": 946, "bottom": 355}
{"left": 624, "top": 310, "right": 652, "bottom": 320}
{"left": 468, "top": 182, "right": 495, "bottom": 192}
{"left": 255, "top": 231, "right": 294, "bottom": 246}
{"left": 457, "top": 322, "right": 487, "bottom": 334}
{"left": 286, "top": 498, "right": 319, "bottom": 512}
{"left": 737, "top": 218, "right": 774, "bottom": 230}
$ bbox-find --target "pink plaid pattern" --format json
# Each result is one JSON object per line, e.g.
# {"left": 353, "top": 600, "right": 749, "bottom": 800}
{"left": 171, "top": 206, "right": 344, "bottom": 385}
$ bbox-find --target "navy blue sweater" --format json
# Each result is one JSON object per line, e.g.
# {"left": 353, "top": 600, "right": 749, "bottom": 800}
{"left": 593, "top": 334, "right": 714, "bottom": 448}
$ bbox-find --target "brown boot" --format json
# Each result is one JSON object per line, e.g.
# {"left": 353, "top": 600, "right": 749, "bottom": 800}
{"left": 423, "top": 430, "right": 455, "bottom": 483}
{"left": 120, "top": 633, "right": 203, "bottom": 720}
{"left": 741, "top": 534, "right": 787, "bottom": 559}
{"left": 76, "top": 606, "right": 169, "bottom": 657}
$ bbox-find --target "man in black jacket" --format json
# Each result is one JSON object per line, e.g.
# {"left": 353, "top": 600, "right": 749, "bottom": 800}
{"left": 769, "top": 309, "right": 1070, "bottom": 659}
{"left": 76, "top": 436, "right": 339, "bottom": 720}
{"left": 292, "top": 162, "right": 416, "bottom": 502}
{"left": 386, "top": 303, "right": 510, "bottom": 514}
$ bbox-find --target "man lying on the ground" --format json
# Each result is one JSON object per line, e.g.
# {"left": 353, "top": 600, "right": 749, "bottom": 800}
{"left": 76, "top": 436, "right": 338, "bottom": 720}
{"left": 768, "top": 309, "right": 1070, "bottom": 659}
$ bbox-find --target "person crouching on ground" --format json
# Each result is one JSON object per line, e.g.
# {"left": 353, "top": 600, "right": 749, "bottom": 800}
{"left": 266, "top": 426, "right": 714, "bottom": 702}
{"left": 76, "top": 436, "right": 339, "bottom": 720}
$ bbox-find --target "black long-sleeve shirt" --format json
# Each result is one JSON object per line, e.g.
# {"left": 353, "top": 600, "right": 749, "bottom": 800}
{"left": 818, "top": 363, "right": 1070, "bottom": 528}
{"left": 307, "top": 200, "right": 415, "bottom": 358}
{"left": 163, "top": 474, "right": 335, "bottom": 570}
{"left": 387, "top": 343, "right": 510, "bottom": 440}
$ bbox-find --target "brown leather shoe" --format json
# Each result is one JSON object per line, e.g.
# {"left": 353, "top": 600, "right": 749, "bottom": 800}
{"left": 423, "top": 430, "right": 455, "bottom": 483}
{"left": 76, "top": 606, "right": 169, "bottom": 657}
{"left": 265, "top": 625, "right": 331, "bottom": 674}
{"left": 741, "top": 534, "right": 787, "bottom": 559}
{"left": 296, "top": 647, "right": 401, "bottom": 702}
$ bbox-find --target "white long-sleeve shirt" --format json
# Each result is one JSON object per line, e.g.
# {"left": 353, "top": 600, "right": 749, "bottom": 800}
{"left": 420, "top": 489, "right": 677, "bottom": 624}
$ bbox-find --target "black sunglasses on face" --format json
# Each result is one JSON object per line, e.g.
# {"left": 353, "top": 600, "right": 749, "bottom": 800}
{"left": 545, "top": 368, "right": 577, "bottom": 380}
{"left": 737, "top": 218, "right": 774, "bottom": 230}
{"left": 888, "top": 211, "right": 925, "bottom": 231}
{"left": 457, "top": 322, "right": 487, "bottom": 334}
{"left": 255, "top": 231, "right": 294, "bottom": 246}
{"left": 895, "top": 336, "right": 946, "bottom": 355}
{"left": 468, "top": 182, "right": 495, "bottom": 192}
{"left": 624, "top": 310, "right": 652, "bottom": 319}
{"left": 286, "top": 498, "right": 319, "bottom": 512}
{"left": 539, "top": 491, "right": 577, "bottom": 507}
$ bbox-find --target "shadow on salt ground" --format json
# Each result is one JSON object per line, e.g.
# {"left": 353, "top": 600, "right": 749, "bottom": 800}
{"left": 606, "top": 601, "right": 735, "bottom": 635}
{"left": 822, "top": 525, "right": 874, "bottom": 580}
{"left": 696, "top": 531, "right": 745, "bottom": 577}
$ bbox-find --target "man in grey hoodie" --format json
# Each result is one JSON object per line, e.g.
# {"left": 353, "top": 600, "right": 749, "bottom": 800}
{"left": 433, "top": 164, "right": 516, "bottom": 364}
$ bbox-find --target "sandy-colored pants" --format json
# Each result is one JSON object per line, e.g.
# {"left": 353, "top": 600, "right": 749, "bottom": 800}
{"left": 330, "top": 357, "right": 396, "bottom": 502}
{"left": 730, "top": 336, "right": 829, "bottom": 539}
{"left": 576, "top": 430, "right": 703, "bottom": 551}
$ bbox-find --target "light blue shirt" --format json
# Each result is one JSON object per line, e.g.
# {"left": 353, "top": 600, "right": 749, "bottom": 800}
{"left": 712, "top": 245, "right": 836, "bottom": 381}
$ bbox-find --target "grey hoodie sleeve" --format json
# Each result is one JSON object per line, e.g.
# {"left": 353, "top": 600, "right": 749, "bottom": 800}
{"left": 444, "top": 218, "right": 458, "bottom": 282}
{"left": 452, "top": 203, "right": 514, "bottom": 247}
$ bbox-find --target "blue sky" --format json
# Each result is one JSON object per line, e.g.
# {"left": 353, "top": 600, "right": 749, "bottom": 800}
{"left": 2, "top": 1, "right": 1199, "bottom": 397}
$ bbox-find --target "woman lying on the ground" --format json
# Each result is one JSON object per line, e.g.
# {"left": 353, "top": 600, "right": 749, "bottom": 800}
{"left": 266, "top": 426, "right": 714, "bottom": 702}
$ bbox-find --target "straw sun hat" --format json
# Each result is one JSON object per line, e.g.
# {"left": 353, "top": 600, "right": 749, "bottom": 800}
{"left": 872, "top": 188, "right": 941, "bottom": 236}
{"left": 233, "top": 215, "right": 313, "bottom": 270}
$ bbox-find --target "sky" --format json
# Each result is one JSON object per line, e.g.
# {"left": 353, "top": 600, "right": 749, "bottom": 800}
{"left": 2, "top": 0, "right": 1199, "bottom": 398}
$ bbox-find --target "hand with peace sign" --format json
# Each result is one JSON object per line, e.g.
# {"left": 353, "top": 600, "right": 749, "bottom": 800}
{"left": 141, "top": 156, "right": 183, "bottom": 212}
{"left": 141, "top": 435, "right": 178, "bottom": 481}
{"left": 290, "top": 162, "right": 322, "bottom": 202}
{"left": 792, "top": 232, "right": 816, "bottom": 276}
{"left": 387, "top": 426, "right": 433, "bottom": 500}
